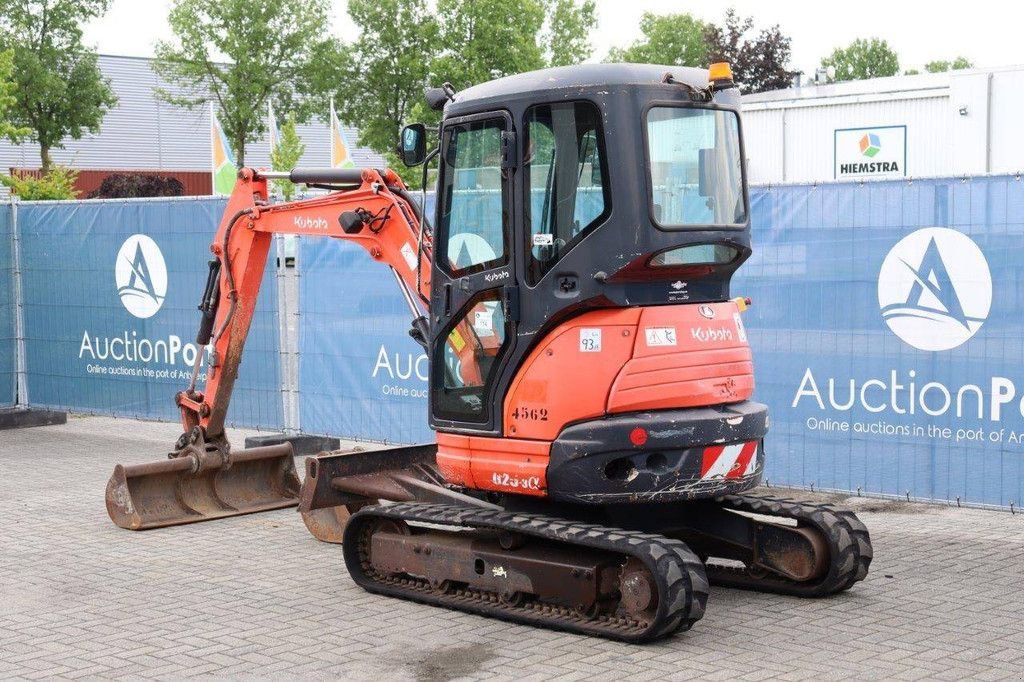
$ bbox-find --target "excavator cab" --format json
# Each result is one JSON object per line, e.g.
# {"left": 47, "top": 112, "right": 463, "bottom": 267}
{"left": 409, "top": 63, "right": 763, "bottom": 503}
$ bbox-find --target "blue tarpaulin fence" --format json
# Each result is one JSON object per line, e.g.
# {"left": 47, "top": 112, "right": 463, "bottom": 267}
{"left": 735, "top": 175, "right": 1024, "bottom": 508}
{"left": 298, "top": 175, "right": 1024, "bottom": 509}
{"left": 13, "top": 196, "right": 282, "bottom": 428}
{"left": 298, "top": 237, "right": 432, "bottom": 443}
{"left": 8, "top": 175, "right": 1023, "bottom": 509}
{"left": 0, "top": 203, "right": 16, "bottom": 406}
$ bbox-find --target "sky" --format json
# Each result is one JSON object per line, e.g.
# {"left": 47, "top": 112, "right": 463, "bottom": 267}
{"left": 84, "top": 0, "right": 1024, "bottom": 76}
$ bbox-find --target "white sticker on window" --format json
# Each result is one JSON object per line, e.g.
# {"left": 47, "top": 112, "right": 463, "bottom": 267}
{"left": 400, "top": 242, "right": 419, "bottom": 272}
{"left": 532, "top": 233, "right": 554, "bottom": 247}
{"left": 579, "top": 328, "right": 602, "bottom": 352}
{"left": 645, "top": 327, "right": 677, "bottom": 347}
{"left": 474, "top": 310, "right": 494, "bottom": 335}
{"left": 733, "top": 312, "right": 747, "bottom": 343}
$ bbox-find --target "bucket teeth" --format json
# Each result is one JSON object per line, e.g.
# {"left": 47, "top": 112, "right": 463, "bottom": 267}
{"left": 105, "top": 443, "right": 300, "bottom": 530}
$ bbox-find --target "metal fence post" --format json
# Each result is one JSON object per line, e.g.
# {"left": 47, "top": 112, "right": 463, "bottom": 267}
{"left": 274, "top": 234, "right": 300, "bottom": 434}
{"left": 10, "top": 197, "right": 28, "bottom": 407}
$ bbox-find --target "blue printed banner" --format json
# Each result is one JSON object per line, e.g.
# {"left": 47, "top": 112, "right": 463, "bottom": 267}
{"left": 736, "top": 176, "right": 1024, "bottom": 508}
{"left": 0, "top": 204, "right": 15, "bottom": 406}
{"left": 298, "top": 236, "right": 432, "bottom": 444}
{"left": 17, "top": 197, "right": 282, "bottom": 428}
{"left": 297, "top": 178, "right": 1024, "bottom": 508}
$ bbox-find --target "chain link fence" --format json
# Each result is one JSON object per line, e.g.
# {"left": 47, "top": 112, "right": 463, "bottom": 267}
{"left": 0, "top": 202, "right": 16, "bottom": 406}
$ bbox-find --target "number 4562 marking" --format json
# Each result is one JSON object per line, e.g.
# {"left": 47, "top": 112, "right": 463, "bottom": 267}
{"left": 511, "top": 406, "right": 547, "bottom": 421}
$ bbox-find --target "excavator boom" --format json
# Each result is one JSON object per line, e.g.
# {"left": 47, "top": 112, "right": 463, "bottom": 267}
{"left": 106, "top": 167, "right": 432, "bottom": 530}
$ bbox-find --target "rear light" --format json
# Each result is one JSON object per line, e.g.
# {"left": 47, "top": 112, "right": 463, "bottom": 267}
{"left": 629, "top": 427, "right": 648, "bottom": 447}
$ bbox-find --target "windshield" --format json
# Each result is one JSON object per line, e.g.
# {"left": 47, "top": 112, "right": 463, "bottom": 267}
{"left": 646, "top": 107, "right": 746, "bottom": 227}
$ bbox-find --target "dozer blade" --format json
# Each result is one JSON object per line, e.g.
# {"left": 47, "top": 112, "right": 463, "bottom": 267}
{"left": 105, "top": 443, "right": 300, "bottom": 530}
{"left": 298, "top": 443, "right": 499, "bottom": 543}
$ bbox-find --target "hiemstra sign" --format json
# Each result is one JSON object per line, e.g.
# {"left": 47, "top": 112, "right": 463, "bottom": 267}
{"left": 834, "top": 125, "right": 907, "bottom": 179}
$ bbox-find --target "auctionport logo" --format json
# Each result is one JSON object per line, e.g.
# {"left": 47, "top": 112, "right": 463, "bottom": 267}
{"left": 878, "top": 227, "right": 991, "bottom": 351}
{"left": 115, "top": 235, "right": 167, "bottom": 319}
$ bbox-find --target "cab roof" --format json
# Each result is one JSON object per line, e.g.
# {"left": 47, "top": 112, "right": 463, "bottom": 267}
{"left": 445, "top": 63, "right": 711, "bottom": 117}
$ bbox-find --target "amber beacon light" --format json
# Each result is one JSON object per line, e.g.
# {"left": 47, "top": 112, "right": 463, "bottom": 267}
{"left": 709, "top": 62, "right": 735, "bottom": 89}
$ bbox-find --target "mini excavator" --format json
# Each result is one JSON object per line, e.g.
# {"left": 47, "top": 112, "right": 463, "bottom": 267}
{"left": 106, "top": 63, "right": 872, "bottom": 642}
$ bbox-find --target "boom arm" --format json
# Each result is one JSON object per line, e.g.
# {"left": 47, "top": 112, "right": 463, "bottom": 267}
{"left": 176, "top": 167, "right": 432, "bottom": 443}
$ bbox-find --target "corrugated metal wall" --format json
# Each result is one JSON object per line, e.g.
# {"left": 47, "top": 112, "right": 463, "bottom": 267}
{"left": 989, "top": 70, "right": 1024, "bottom": 172}
{"left": 0, "top": 55, "right": 386, "bottom": 191}
{"left": 8, "top": 168, "right": 212, "bottom": 197}
{"left": 742, "top": 66, "right": 1024, "bottom": 184}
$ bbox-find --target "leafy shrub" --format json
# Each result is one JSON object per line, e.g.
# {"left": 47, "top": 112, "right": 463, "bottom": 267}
{"left": 88, "top": 173, "right": 185, "bottom": 199}
{"left": 0, "top": 166, "right": 79, "bottom": 200}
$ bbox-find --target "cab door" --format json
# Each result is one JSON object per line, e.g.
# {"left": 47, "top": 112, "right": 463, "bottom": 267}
{"left": 429, "top": 111, "right": 517, "bottom": 433}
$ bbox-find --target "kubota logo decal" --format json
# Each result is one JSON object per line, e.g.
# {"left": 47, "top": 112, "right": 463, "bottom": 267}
{"left": 115, "top": 235, "right": 167, "bottom": 319}
{"left": 691, "top": 326, "right": 733, "bottom": 343}
{"left": 878, "top": 227, "right": 992, "bottom": 351}
{"left": 294, "top": 216, "right": 330, "bottom": 231}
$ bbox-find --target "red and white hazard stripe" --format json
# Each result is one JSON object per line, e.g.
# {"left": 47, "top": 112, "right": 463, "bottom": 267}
{"left": 700, "top": 441, "right": 758, "bottom": 479}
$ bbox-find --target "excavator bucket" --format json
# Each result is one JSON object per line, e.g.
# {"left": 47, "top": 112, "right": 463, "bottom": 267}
{"left": 105, "top": 443, "right": 300, "bottom": 530}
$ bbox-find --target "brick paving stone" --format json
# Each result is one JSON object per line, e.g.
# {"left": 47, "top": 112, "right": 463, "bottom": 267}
{"left": 1, "top": 416, "right": 1024, "bottom": 680}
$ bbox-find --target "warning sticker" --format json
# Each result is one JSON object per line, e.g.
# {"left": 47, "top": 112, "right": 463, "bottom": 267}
{"left": 733, "top": 312, "right": 747, "bottom": 343}
{"left": 645, "top": 327, "right": 677, "bottom": 347}
{"left": 401, "top": 242, "right": 419, "bottom": 272}
{"left": 448, "top": 328, "right": 466, "bottom": 352}
{"left": 532, "top": 233, "right": 554, "bottom": 247}
{"left": 579, "top": 328, "right": 602, "bottom": 352}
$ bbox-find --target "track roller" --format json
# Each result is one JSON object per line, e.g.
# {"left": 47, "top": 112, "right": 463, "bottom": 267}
{"left": 669, "top": 493, "right": 872, "bottom": 597}
{"left": 342, "top": 503, "right": 709, "bottom": 643}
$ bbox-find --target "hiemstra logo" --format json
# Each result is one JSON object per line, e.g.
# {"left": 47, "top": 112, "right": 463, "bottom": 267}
{"left": 859, "top": 133, "right": 881, "bottom": 157}
{"left": 877, "top": 228, "right": 991, "bottom": 351}
{"left": 115, "top": 234, "right": 167, "bottom": 319}
{"left": 834, "top": 125, "right": 905, "bottom": 178}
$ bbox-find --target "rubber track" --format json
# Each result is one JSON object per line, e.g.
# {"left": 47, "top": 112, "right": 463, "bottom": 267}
{"left": 704, "top": 493, "right": 873, "bottom": 597}
{"left": 342, "top": 503, "right": 710, "bottom": 643}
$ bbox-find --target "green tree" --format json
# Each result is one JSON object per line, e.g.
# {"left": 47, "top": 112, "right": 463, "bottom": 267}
{"left": 434, "top": 0, "right": 547, "bottom": 89}
{"left": 0, "top": 0, "right": 117, "bottom": 172}
{"left": 154, "top": 0, "right": 337, "bottom": 168}
{"left": 0, "top": 49, "right": 30, "bottom": 142}
{"left": 335, "top": 0, "right": 596, "bottom": 186}
{"left": 606, "top": 12, "right": 708, "bottom": 66}
{"left": 704, "top": 9, "right": 794, "bottom": 93}
{"left": 822, "top": 38, "right": 900, "bottom": 82}
{"left": 333, "top": 0, "right": 439, "bottom": 177}
{"left": 925, "top": 57, "right": 973, "bottom": 73}
{"left": 270, "top": 114, "right": 305, "bottom": 201}
{"left": 543, "top": 0, "right": 597, "bottom": 67}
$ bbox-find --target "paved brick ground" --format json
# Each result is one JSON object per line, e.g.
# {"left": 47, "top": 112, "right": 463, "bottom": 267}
{"left": 2, "top": 416, "right": 1023, "bottom": 680}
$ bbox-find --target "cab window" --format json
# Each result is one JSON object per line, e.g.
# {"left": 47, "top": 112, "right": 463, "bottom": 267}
{"left": 646, "top": 107, "right": 746, "bottom": 227}
{"left": 438, "top": 119, "right": 508, "bottom": 276}
{"left": 524, "top": 101, "right": 610, "bottom": 284}
{"left": 434, "top": 289, "right": 507, "bottom": 422}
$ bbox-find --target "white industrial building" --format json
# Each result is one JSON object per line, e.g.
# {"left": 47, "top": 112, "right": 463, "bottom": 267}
{"left": 3, "top": 56, "right": 1023, "bottom": 193}
{"left": 741, "top": 64, "right": 1024, "bottom": 184}
{"left": 0, "top": 55, "right": 385, "bottom": 195}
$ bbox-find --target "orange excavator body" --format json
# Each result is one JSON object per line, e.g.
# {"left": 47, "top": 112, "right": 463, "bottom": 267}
{"left": 106, "top": 63, "right": 871, "bottom": 643}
